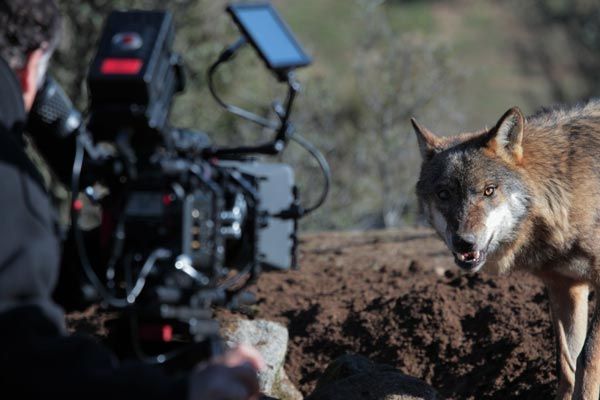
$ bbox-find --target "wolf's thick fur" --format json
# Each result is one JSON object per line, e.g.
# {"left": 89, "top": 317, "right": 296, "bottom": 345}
{"left": 412, "top": 100, "right": 600, "bottom": 400}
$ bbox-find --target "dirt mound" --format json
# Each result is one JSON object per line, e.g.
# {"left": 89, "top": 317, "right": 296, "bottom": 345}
{"left": 66, "top": 228, "right": 559, "bottom": 399}
{"left": 247, "top": 229, "right": 557, "bottom": 399}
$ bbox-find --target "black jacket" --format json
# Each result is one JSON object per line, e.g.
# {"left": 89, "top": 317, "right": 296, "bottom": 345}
{"left": 0, "top": 55, "right": 64, "bottom": 329}
{"left": 0, "top": 57, "right": 187, "bottom": 399}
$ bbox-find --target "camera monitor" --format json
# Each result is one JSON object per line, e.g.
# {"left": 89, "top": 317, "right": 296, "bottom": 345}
{"left": 227, "top": 3, "right": 311, "bottom": 73}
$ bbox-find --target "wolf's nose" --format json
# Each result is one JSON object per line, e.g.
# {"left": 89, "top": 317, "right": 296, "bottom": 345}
{"left": 452, "top": 233, "right": 476, "bottom": 252}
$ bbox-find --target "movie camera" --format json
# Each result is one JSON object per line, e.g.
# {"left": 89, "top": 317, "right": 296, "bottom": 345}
{"left": 27, "top": 3, "right": 329, "bottom": 368}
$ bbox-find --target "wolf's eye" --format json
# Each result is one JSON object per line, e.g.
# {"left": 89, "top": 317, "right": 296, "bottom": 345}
{"left": 484, "top": 186, "right": 496, "bottom": 197}
{"left": 437, "top": 189, "right": 450, "bottom": 201}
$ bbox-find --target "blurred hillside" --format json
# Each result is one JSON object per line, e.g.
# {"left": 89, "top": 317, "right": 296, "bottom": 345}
{"left": 51, "top": 0, "right": 600, "bottom": 231}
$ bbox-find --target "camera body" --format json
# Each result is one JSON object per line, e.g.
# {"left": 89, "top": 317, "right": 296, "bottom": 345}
{"left": 87, "top": 11, "right": 184, "bottom": 148}
{"left": 100, "top": 154, "right": 297, "bottom": 360}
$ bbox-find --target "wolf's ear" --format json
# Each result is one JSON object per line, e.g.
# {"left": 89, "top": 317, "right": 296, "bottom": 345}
{"left": 488, "top": 107, "right": 525, "bottom": 162}
{"left": 411, "top": 118, "right": 441, "bottom": 161}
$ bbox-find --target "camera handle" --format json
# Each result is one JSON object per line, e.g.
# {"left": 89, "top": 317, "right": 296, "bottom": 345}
{"left": 205, "top": 37, "right": 299, "bottom": 157}
{"left": 128, "top": 309, "right": 226, "bottom": 368}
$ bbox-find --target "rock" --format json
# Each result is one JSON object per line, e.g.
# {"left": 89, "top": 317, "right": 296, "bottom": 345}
{"left": 272, "top": 368, "right": 303, "bottom": 400}
{"left": 314, "top": 353, "right": 385, "bottom": 389}
{"left": 221, "top": 319, "right": 287, "bottom": 393}
{"left": 221, "top": 319, "right": 302, "bottom": 400}
{"left": 307, "top": 354, "right": 441, "bottom": 400}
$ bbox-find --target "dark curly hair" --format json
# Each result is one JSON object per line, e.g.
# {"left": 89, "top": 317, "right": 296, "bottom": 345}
{"left": 0, "top": 0, "right": 62, "bottom": 71}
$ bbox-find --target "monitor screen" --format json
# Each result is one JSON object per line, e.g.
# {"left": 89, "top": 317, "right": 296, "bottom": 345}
{"left": 228, "top": 4, "right": 311, "bottom": 71}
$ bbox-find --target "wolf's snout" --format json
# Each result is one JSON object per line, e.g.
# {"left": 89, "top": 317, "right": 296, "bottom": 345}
{"left": 450, "top": 231, "right": 488, "bottom": 272}
{"left": 451, "top": 233, "right": 477, "bottom": 253}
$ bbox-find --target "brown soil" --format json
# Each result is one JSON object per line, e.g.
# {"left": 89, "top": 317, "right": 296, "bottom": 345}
{"left": 66, "top": 227, "right": 559, "bottom": 399}
{"left": 246, "top": 228, "right": 557, "bottom": 399}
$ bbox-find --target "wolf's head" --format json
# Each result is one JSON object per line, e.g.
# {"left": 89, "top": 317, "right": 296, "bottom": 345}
{"left": 412, "top": 108, "right": 531, "bottom": 273}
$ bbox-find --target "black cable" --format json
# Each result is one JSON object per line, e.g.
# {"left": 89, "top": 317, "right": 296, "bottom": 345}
{"left": 70, "top": 135, "right": 129, "bottom": 308}
{"left": 127, "top": 248, "right": 171, "bottom": 303}
{"left": 207, "top": 53, "right": 278, "bottom": 130}
{"left": 208, "top": 58, "right": 329, "bottom": 215}
{"left": 290, "top": 132, "right": 331, "bottom": 215}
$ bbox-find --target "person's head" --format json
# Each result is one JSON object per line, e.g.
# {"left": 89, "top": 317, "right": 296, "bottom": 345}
{"left": 0, "top": 0, "right": 62, "bottom": 111}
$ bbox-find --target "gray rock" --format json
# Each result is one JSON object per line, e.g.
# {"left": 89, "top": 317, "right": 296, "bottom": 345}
{"left": 307, "top": 354, "right": 441, "bottom": 400}
{"left": 221, "top": 319, "right": 302, "bottom": 400}
{"left": 272, "top": 368, "right": 303, "bottom": 400}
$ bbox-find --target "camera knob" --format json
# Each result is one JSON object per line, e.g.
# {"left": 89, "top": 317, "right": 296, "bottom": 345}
{"left": 219, "top": 193, "right": 247, "bottom": 239}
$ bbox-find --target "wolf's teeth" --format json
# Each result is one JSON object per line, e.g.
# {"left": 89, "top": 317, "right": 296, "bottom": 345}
{"left": 457, "top": 253, "right": 466, "bottom": 261}
{"left": 474, "top": 251, "right": 480, "bottom": 259}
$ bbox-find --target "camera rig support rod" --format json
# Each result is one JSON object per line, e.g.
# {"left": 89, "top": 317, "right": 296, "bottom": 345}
{"left": 205, "top": 37, "right": 301, "bottom": 157}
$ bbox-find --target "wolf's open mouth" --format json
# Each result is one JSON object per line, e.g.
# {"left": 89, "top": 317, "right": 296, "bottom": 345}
{"left": 456, "top": 251, "right": 481, "bottom": 262}
{"left": 453, "top": 250, "right": 487, "bottom": 271}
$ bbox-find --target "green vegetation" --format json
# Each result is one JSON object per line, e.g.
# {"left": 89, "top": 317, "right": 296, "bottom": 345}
{"left": 50, "top": 0, "right": 600, "bottom": 231}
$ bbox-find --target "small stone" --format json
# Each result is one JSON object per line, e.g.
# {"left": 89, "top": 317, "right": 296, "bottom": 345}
{"left": 408, "top": 260, "right": 422, "bottom": 273}
{"left": 221, "top": 319, "right": 288, "bottom": 394}
{"left": 273, "top": 369, "right": 303, "bottom": 400}
{"left": 221, "top": 318, "right": 302, "bottom": 400}
{"left": 307, "top": 354, "right": 441, "bottom": 400}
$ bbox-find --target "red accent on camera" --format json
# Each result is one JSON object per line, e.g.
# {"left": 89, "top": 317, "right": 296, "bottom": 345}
{"left": 162, "top": 194, "right": 174, "bottom": 206}
{"left": 72, "top": 199, "right": 83, "bottom": 211}
{"left": 100, "top": 58, "right": 143, "bottom": 75}
{"left": 162, "top": 325, "right": 173, "bottom": 342}
{"left": 139, "top": 324, "right": 174, "bottom": 342}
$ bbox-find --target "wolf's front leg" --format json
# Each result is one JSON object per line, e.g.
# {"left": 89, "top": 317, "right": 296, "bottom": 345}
{"left": 544, "top": 275, "right": 589, "bottom": 400}
{"left": 574, "top": 291, "right": 600, "bottom": 400}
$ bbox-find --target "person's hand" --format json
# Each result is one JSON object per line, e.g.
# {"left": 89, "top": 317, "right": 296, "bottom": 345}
{"left": 188, "top": 345, "right": 265, "bottom": 400}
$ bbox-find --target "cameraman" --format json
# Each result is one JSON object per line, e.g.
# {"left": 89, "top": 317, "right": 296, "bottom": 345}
{"left": 0, "top": 1, "right": 264, "bottom": 399}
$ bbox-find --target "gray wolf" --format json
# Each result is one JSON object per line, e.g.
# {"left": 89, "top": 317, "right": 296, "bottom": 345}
{"left": 412, "top": 101, "right": 600, "bottom": 400}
